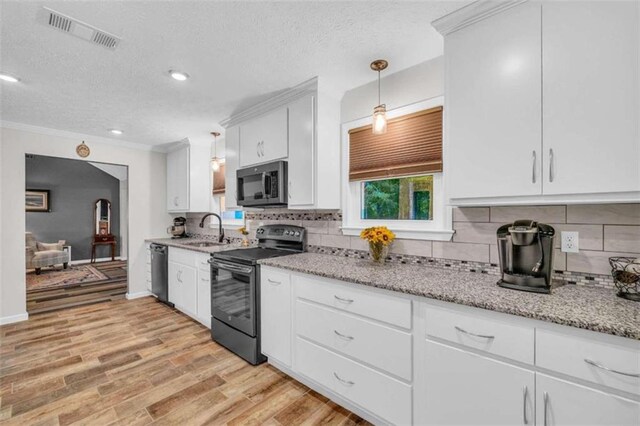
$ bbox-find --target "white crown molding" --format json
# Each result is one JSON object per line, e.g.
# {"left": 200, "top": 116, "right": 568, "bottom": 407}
{"left": 219, "top": 77, "right": 318, "bottom": 128}
{"left": 431, "top": 0, "right": 528, "bottom": 36}
{"left": 0, "top": 121, "right": 164, "bottom": 152}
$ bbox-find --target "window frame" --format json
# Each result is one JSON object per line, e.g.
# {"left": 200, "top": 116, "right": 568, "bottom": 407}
{"left": 341, "top": 97, "right": 453, "bottom": 241}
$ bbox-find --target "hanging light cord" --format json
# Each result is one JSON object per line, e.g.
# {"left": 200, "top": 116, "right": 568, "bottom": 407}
{"left": 377, "top": 70, "right": 381, "bottom": 106}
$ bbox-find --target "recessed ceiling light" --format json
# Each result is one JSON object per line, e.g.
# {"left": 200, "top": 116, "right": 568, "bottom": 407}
{"left": 0, "top": 73, "right": 20, "bottom": 83}
{"left": 109, "top": 129, "right": 123, "bottom": 135}
{"left": 169, "top": 70, "right": 189, "bottom": 81}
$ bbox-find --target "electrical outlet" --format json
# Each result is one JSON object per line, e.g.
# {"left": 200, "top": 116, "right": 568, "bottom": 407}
{"left": 561, "top": 231, "right": 579, "bottom": 253}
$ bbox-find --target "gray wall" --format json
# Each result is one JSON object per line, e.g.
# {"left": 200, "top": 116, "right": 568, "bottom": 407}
{"left": 26, "top": 155, "right": 120, "bottom": 261}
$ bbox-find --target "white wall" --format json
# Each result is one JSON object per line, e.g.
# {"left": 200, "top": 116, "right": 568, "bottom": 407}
{"left": 0, "top": 125, "right": 170, "bottom": 323}
{"left": 341, "top": 56, "right": 444, "bottom": 123}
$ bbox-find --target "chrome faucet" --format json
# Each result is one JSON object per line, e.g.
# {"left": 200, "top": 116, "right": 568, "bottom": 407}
{"left": 199, "top": 213, "right": 225, "bottom": 243}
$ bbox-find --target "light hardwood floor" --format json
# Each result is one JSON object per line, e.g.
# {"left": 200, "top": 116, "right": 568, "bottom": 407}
{"left": 0, "top": 297, "right": 371, "bottom": 425}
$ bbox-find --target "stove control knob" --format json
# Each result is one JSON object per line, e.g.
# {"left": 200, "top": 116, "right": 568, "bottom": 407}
{"left": 294, "top": 231, "right": 300, "bottom": 236}
{"left": 284, "top": 230, "right": 290, "bottom": 235}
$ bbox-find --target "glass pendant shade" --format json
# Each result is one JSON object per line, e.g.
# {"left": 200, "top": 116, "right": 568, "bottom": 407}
{"left": 372, "top": 104, "right": 388, "bottom": 135}
{"left": 211, "top": 158, "right": 221, "bottom": 171}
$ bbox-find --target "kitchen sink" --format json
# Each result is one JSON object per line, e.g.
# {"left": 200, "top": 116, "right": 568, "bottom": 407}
{"left": 181, "top": 241, "right": 225, "bottom": 248}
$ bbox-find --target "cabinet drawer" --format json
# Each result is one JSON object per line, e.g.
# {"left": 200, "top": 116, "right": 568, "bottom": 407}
{"left": 296, "top": 300, "right": 412, "bottom": 381}
{"left": 425, "top": 304, "right": 534, "bottom": 364}
{"left": 537, "top": 329, "right": 640, "bottom": 395}
{"left": 295, "top": 337, "right": 411, "bottom": 425}
{"left": 294, "top": 274, "right": 411, "bottom": 329}
{"left": 168, "top": 247, "right": 196, "bottom": 267}
{"left": 195, "top": 253, "right": 211, "bottom": 273}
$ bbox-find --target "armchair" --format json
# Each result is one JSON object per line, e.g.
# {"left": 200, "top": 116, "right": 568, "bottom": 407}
{"left": 26, "top": 232, "right": 70, "bottom": 275}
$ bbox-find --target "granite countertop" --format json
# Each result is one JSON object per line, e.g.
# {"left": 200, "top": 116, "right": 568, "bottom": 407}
{"left": 145, "top": 237, "right": 249, "bottom": 254}
{"left": 259, "top": 252, "right": 640, "bottom": 340}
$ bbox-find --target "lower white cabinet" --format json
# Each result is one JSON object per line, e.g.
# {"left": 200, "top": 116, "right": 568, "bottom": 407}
{"left": 423, "top": 340, "right": 534, "bottom": 425}
{"left": 296, "top": 337, "right": 412, "bottom": 426}
{"left": 168, "top": 248, "right": 211, "bottom": 328}
{"left": 260, "top": 267, "right": 640, "bottom": 426}
{"left": 260, "top": 267, "right": 292, "bottom": 367}
{"left": 536, "top": 374, "right": 640, "bottom": 426}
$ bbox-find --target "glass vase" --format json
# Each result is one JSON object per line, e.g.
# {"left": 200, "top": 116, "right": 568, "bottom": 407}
{"left": 368, "top": 241, "right": 390, "bottom": 264}
{"left": 241, "top": 235, "right": 250, "bottom": 247}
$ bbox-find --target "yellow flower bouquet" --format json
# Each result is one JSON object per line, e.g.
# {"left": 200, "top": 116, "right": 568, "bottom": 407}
{"left": 238, "top": 226, "right": 250, "bottom": 247}
{"left": 360, "top": 226, "right": 395, "bottom": 263}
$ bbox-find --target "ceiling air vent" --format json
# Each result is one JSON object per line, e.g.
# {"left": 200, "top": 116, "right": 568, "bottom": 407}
{"left": 39, "top": 7, "right": 121, "bottom": 50}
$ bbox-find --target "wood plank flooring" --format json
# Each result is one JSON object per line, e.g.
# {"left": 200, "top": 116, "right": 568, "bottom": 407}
{"left": 0, "top": 297, "right": 371, "bottom": 425}
{"left": 27, "top": 261, "right": 128, "bottom": 315}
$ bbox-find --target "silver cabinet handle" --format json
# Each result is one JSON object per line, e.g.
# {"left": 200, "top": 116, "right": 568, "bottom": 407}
{"left": 543, "top": 391, "right": 549, "bottom": 426}
{"left": 333, "top": 372, "right": 354, "bottom": 386}
{"left": 256, "top": 142, "right": 260, "bottom": 157}
{"left": 531, "top": 151, "right": 536, "bottom": 184}
{"left": 584, "top": 359, "right": 640, "bottom": 378}
{"left": 260, "top": 141, "right": 265, "bottom": 156}
{"left": 454, "top": 326, "right": 495, "bottom": 340}
{"left": 522, "top": 386, "right": 528, "bottom": 425}
{"left": 334, "top": 295, "right": 354, "bottom": 303}
{"left": 549, "top": 148, "right": 554, "bottom": 182}
{"left": 334, "top": 330, "right": 354, "bottom": 341}
{"left": 177, "top": 270, "right": 183, "bottom": 283}
{"left": 288, "top": 181, "right": 292, "bottom": 199}
{"left": 173, "top": 196, "right": 178, "bottom": 206}
{"left": 200, "top": 277, "right": 209, "bottom": 282}
{"left": 267, "top": 278, "right": 281, "bottom": 285}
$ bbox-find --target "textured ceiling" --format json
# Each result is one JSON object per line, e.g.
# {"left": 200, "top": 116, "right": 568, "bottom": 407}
{"left": 0, "top": 1, "right": 467, "bottom": 146}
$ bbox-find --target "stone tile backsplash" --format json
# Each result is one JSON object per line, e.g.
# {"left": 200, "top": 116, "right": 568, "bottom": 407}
{"left": 186, "top": 203, "right": 640, "bottom": 287}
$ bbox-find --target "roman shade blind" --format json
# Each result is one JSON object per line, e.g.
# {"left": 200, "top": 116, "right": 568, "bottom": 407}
{"left": 348, "top": 106, "right": 443, "bottom": 181}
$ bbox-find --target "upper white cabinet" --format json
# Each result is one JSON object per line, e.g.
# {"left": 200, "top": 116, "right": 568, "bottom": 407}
{"left": 220, "top": 77, "right": 341, "bottom": 210}
{"left": 288, "top": 94, "right": 315, "bottom": 206}
{"left": 166, "top": 141, "right": 211, "bottom": 213}
{"left": 435, "top": 0, "right": 640, "bottom": 205}
{"left": 224, "top": 126, "right": 240, "bottom": 209}
{"left": 542, "top": 1, "right": 640, "bottom": 196}
{"left": 445, "top": 1, "right": 542, "bottom": 200}
{"left": 239, "top": 107, "right": 288, "bottom": 167}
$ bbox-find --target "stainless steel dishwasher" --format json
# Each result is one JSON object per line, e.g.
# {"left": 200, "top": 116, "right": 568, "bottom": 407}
{"left": 150, "top": 244, "right": 172, "bottom": 306}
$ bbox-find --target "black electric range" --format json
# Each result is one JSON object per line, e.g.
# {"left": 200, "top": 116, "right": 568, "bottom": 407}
{"left": 209, "top": 224, "right": 306, "bottom": 364}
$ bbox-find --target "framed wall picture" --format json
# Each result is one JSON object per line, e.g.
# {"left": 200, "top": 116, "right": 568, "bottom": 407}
{"left": 26, "top": 189, "right": 51, "bottom": 212}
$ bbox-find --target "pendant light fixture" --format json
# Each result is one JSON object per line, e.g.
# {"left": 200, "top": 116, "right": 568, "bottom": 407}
{"left": 370, "top": 59, "right": 389, "bottom": 135}
{"left": 210, "top": 132, "right": 222, "bottom": 171}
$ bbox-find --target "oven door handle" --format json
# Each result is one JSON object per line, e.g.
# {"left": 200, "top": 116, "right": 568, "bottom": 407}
{"left": 210, "top": 260, "right": 254, "bottom": 275}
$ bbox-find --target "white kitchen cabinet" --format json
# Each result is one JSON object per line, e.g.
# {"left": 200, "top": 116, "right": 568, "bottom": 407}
{"left": 260, "top": 267, "right": 292, "bottom": 367}
{"left": 196, "top": 253, "right": 211, "bottom": 328}
{"left": 166, "top": 141, "right": 211, "bottom": 213}
{"left": 224, "top": 126, "right": 240, "bottom": 209}
{"left": 168, "top": 260, "right": 196, "bottom": 317}
{"left": 239, "top": 107, "right": 288, "bottom": 167}
{"left": 536, "top": 374, "right": 640, "bottom": 426}
{"left": 423, "top": 340, "right": 535, "bottom": 425}
{"left": 220, "top": 77, "right": 341, "bottom": 210}
{"left": 287, "top": 93, "right": 315, "bottom": 207}
{"left": 542, "top": 1, "right": 640, "bottom": 196}
{"left": 166, "top": 144, "right": 189, "bottom": 212}
{"left": 435, "top": 1, "right": 640, "bottom": 204}
{"left": 445, "top": 1, "right": 542, "bottom": 200}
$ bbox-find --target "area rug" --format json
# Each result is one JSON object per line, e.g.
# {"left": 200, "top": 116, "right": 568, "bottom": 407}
{"left": 26, "top": 264, "right": 109, "bottom": 291}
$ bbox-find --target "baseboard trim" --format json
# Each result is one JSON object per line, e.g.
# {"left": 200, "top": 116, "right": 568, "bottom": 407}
{"left": 126, "top": 291, "right": 152, "bottom": 300}
{"left": 70, "top": 257, "right": 125, "bottom": 265}
{"left": 0, "top": 312, "right": 29, "bottom": 325}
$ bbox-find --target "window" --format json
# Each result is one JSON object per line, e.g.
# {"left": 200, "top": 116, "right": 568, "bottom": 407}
{"left": 362, "top": 175, "right": 433, "bottom": 220}
{"left": 341, "top": 97, "right": 453, "bottom": 241}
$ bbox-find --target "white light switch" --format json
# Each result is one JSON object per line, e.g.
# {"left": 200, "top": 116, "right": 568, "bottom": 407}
{"left": 561, "top": 231, "right": 579, "bottom": 253}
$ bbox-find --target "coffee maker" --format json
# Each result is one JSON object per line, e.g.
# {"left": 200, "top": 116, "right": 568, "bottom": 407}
{"left": 167, "top": 217, "right": 187, "bottom": 239}
{"left": 496, "top": 220, "right": 555, "bottom": 293}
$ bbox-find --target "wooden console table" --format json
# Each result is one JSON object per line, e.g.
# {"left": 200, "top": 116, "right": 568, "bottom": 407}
{"left": 91, "top": 234, "right": 116, "bottom": 263}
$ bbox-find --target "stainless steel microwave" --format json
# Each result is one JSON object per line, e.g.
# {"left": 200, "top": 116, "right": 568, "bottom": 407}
{"left": 236, "top": 160, "right": 287, "bottom": 207}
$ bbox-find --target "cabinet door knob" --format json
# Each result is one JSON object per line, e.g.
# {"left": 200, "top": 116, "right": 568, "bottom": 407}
{"left": 549, "top": 149, "right": 554, "bottom": 182}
